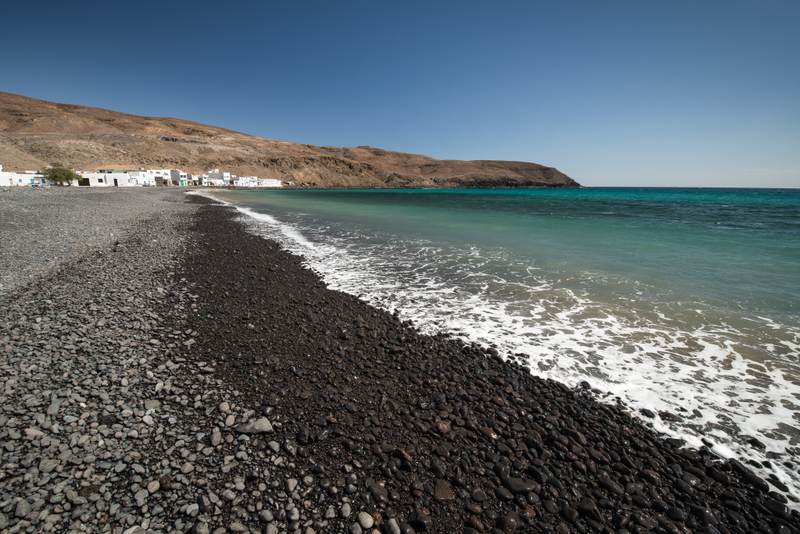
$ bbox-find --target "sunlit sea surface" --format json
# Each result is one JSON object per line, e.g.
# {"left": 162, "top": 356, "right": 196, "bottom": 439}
{"left": 204, "top": 187, "right": 800, "bottom": 501}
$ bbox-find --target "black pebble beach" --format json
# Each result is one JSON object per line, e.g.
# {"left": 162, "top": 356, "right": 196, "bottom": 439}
{"left": 0, "top": 189, "right": 796, "bottom": 534}
{"left": 179, "top": 195, "right": 799, "bottom": 533}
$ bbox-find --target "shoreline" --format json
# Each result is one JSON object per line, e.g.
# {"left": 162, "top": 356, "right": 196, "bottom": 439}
{"left": 179, "top": 196, "right": 798, "bottom": 531}
{"left": 190, "top": 187, "right": 800, "bottom": 502}
{"left": 0, "top": 189, "right": 796, "bottom": 533}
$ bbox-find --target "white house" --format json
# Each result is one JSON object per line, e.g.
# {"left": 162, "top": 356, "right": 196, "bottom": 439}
{"left": 190, "top": 173, "right": 209, "bottom": 186}
{"left": 77, "top": 170, "right": 137, "bottom": 187}
{"left": 75, "top": 171, "right": 108, "bottom": 187}
{"left": 233, "top": 176, "right": 259, "bottom": 187}
{"left": 170, "top": 169, "right": 189, "bottom": 187}
{"left": 1, "top": 163, "right": 279, "bottom": 189}
{"left": 128, "top": 170, "right": 154, "bottom": 187}
{"left": 258, "top": 178, "right": 283, "bottom": 188}
{"left": 0, "top": 165, "right": 47, "bottom": 187}
{"left": 207, "top": 168, "right": 231, "bottom": 186}
{"left": 230, "top": 176, "right": 283, "bottom": 188}
{"left": 0, "top": 164, "right": 9, "bottom": 187}
{"left": 145, "top": 169, "right": 172, "bottom": 186}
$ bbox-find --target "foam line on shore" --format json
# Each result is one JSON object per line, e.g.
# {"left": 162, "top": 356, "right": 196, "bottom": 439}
{"left": 189, "top": 190, "right": 800, "bottom": 505}
{"left": 187, "top": 191, "right": 317, "bottom": 250}
{"left": 182, "top": 195, "right": 800, "bottom": 530}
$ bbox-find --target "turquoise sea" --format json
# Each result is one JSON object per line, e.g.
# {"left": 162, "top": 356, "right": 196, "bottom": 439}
{"left": 207, "top": 187, "right": 800, "bottom": 500}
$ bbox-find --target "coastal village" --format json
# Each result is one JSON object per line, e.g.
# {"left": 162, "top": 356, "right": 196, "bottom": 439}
{"left": 0, "top": 164, "right": 285, "bottom": 188}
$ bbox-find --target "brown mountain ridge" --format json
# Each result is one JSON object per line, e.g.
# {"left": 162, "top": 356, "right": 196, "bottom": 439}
{"left": 0, "top": 91, "right": 578, "bottom": 188}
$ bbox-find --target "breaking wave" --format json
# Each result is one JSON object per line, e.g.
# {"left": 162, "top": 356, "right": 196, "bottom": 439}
{"left": 191, "top": 190, "right": 800, "bottom": 505}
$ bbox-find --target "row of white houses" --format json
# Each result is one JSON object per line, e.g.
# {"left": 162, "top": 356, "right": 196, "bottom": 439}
{"left": 0, "top": 166, "right": 47, "bottom": 187}
{"left": 0, "top": 164, "right": 284, "bottom": 188}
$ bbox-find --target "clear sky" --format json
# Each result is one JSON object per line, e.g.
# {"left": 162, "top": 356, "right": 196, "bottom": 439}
{"left": 1, "top": 0, "right": 798, "bottom": 187}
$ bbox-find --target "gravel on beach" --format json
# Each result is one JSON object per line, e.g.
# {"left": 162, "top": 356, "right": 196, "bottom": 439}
{"left": 0, "top": 187, "right": 186, "bottom": 295}
{"left": 0, "top": 190, "right": 797, "bottom": 533}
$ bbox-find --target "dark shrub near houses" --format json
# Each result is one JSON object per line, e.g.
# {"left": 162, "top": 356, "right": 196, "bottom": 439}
{"left": 41, "top": 165, "right": 81, "bottom": 186}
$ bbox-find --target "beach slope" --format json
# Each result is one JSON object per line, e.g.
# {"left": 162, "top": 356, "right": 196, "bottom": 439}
{"left": 0, "top": 189, "right": 795, "bottom": 533}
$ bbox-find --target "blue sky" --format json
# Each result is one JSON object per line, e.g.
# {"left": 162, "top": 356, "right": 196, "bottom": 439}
{"left": 1, "top": 0, "right": 798, "bottom": 187}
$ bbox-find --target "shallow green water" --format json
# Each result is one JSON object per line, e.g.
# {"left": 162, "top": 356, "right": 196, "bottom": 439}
{"left": 209, "top": 187, "right": 800, "bottom": 499}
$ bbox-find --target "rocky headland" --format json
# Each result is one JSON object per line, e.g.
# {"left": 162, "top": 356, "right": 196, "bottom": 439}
{"left": 0, "top": 92, "right": 578, "bottom": 189}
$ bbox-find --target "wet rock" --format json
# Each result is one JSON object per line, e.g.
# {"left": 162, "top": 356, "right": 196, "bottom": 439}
{"left": 369, "top": 480, "right": 389, "bottom": 503}
{"left": 578, "top": 498, "right": 601, "bottom": 521}
{"left": 499, "top": 512, "right": 520, "bottom": 533}
{"left": 502, "top": 477, "right": 539, "bottom": 494}
{"left": 471, "top": 488, "right": 487, "bottom": 502}
{"left": 599, "top": 474, "right": 624, "bottom": 495}
{"left": 386, "top": 518, "right": 402, "bottom": 534}
{"left": 495, "top": 486, "right": 514, "bottom": 501}
{"left": 434, "top": 479, "right": 455, "bottom": 501}
{"left": 409, "top": 509, "right": 432, "bottom": 532}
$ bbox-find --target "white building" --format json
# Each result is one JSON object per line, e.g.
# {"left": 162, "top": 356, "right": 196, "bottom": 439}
{"left": 147, "top": 169, "right": 172, "bottom": 186}
{"left": 258, "top": 178, "right": 283, "bottom": 188}
{"left": 231, "top": 176, "right": 284, "bottom": 188}
{"left": 76, "top": 168, "right": 184, "bottom": 187}
{"left": 190, "top": 173, "right": 208, "bottom": 186}
{"left": 1, "top": 163, "right": 279, "bottom": 189}
{"left": 75, "top": 171, "right": 108, "bottom": 187}
{"left": 128, "top": 171, "right": 155, "bottom": 187}
{"left": 233, "top": 176, "right": 259, "bottom": 187}
{"left": 125, "top": 169, "right": 172, "bottom": 187}
{"left": 170, "top": 169, "right": 189, "bottom": 187}
{"left": 0, "top": 165, "right": 47, "bottom": 187}
{"left": 77, "top": 170, "right": 137, "bottom": 187}
{"left": 207, "top": 168, "right": 231, "bottom": 186}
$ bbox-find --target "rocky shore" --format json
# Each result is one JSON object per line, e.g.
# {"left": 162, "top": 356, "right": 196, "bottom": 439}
{"left": 0, "top": 188, "right": 188, "bottom": 294}
{"left": 1, "top": 190, "right": 797, "bottom": 533}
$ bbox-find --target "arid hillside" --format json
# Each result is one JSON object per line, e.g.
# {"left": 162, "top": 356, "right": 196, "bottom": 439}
{"left": 0, "top": 92, "right": 578, "bottom": 188}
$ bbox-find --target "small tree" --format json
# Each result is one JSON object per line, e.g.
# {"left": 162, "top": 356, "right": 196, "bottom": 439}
{"left": 42, "top": 165, "right": 81, "bottom": 186}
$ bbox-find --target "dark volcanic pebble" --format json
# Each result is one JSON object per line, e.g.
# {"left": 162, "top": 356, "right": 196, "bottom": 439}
{"left": 168, "top": 196, "right": 799, "bottom": 532}
{"left": 6, "top": 191, "right": 793, "bottom": 533}
{"left": 6, "top": 191, "right": 798, "bottom": 534}
{"left": 0, "top": 185, "right": 800, "bottom": 534}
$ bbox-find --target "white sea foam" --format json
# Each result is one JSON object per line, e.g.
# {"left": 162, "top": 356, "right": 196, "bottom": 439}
{"left": 192, "top": 191, "right": 800, "bottom": 505}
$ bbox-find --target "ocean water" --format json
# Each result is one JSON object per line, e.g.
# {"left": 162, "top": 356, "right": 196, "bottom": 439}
{"left": 203, "top": 187, "right": 800, "bottom": 501}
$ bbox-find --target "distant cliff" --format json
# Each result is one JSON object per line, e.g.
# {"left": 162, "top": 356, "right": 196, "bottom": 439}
{"left": 0, "top": 92, "right": 579, "bottom": 188}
